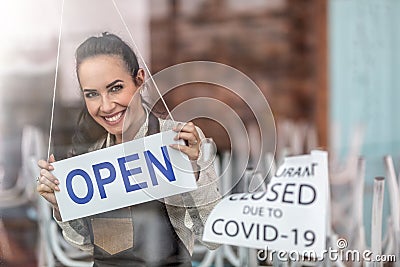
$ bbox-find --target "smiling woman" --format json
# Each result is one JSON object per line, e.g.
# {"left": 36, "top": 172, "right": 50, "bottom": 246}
{"left": 72, "top": 33, "right": 146, "bottom": 155}
{"left": 78, "top": 54, "right": 146, "bottom": 145}
{"left": 36, "top": 33, "right": 221, "bottom": 267}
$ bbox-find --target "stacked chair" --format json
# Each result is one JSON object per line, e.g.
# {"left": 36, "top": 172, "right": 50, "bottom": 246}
{"left": 0, "top": 125, "right": 44, "bottom": 209}
{"left": 14, "top": 125, "right": 93, "bottom": 266}
{"left": 32, "top": 119, "right": 399, "bottom": 267}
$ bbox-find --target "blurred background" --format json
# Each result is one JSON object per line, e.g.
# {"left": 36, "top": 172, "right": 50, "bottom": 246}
{"left": 0, "top": 0, "right": 399, "bottom": 266}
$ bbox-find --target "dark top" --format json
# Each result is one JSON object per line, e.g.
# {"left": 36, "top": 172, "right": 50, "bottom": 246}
{"left": 86, "top": 113, "right": 192, "bottom": 267}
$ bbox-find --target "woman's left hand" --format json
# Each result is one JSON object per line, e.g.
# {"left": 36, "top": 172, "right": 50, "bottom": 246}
{"left": 170, "top": 122, "right": 200, "bottom": 161}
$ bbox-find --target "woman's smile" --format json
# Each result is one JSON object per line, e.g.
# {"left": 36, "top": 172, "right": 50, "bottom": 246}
{"left": 102, "top": 110, "right": 126, "bottom": 125}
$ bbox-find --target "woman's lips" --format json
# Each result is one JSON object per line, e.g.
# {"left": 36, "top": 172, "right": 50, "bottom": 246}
{"left": 103, "top": 110, "right": 125, "bottom": 125}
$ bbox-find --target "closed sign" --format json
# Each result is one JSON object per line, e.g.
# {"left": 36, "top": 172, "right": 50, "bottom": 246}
{"left": 203, "top": 151, "right": 328, "bottom": 258}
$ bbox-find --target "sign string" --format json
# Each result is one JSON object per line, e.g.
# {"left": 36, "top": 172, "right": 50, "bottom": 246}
{"left": 111, "top": 0, "right": 176, "bottom": 123}
{"left": 47, "top": 0, "right": 65, "bottom": 161}
{"left": 110, "top": 2, "right": 199, "bottom": 220}
{"left": 47, "top": 0, "right": 176, "bottom": 160}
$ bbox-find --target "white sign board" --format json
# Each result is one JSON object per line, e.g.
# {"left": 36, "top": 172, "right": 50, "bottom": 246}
{"left": 52, "top": 130, "right": 197, "bottom": 222}
{"left": 203, "top": 151, "right": 329, "bottom": 258}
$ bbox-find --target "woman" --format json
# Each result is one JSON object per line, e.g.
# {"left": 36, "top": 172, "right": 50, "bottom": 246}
{"left": 37, "top": 33, "right": 221, "bottom": 267}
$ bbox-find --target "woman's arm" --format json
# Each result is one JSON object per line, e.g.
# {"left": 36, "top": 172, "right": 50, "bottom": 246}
{"left": 176, "top": 125, "right": 222, "bottom": 249}
{"left": 56, "top": 218, "right": 94, "bottom": 252}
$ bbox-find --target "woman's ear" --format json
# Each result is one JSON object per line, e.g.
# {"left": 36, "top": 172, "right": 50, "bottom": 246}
{"left": 135, "top": 69, "right": 145, "bottom": 86}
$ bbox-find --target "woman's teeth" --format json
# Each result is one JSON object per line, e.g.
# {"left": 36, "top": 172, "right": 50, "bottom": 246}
{"left": 104, "top": 112, "right": 123, "bottom": 122}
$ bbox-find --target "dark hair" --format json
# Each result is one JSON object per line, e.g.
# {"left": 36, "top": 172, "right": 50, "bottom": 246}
{"left": 72, "top": 32, "right": 140, "bottom": 155}
{"left": 75, "top": 33, "right": 140, "bottom": 84}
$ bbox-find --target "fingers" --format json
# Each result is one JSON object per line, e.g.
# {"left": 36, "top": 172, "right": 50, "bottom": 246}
{"left": 173, "top": 122, "right": 198, "bottom": 135}
{"left": 36, "top": 183, "right": 58, "bottom": 205}
{"left": 172, "top": 122, "right": 200, "bottom": 145}
{"left": 38, "top": 159, "right": 54, "bottom": 171}
{"left": 37, "top": 155, "right": 59, "bottom": 192}
{"left": 38, "top": 154, "right": 56, "bottom": 170}
{"left": 49, "top": 154, "right": 56, "bottom": 163}
{"left": 174, "top": 132, "right": 198, "bottom": 145}
{"left": 37, "top": 154, "right": 60, "bottom": 208}
{"left": 39, "top": 169, "right": 60, "bottom": 191}
{"left": 171, "top": 122, "right": 201, "bottom": 161}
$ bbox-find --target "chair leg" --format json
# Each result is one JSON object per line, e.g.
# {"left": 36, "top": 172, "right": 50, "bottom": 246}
{"left": 371, "top": 177, "right": 385, "bottom": 267}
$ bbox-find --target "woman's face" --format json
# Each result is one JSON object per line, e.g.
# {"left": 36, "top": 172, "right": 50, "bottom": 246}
{"left": 78, "top": 55, "right": 143, "bottom": 138}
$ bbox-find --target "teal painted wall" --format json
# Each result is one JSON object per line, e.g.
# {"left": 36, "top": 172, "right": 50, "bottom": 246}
{"left": 329, "top": 0, "right": 400, "bottom": 244}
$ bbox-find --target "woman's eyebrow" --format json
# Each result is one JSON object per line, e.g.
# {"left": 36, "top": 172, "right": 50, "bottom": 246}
{"left": 106, "top": 79, "right": 123, "bottom": 89}
{"left": 82, "top": 89, "right": 97, "bottom": 92}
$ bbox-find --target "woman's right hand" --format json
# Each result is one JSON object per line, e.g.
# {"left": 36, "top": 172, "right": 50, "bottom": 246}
{"left": 37, "top": 154, "right": 62, "bottom": 220}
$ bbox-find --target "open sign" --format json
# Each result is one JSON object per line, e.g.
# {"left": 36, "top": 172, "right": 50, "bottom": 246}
{"left": 53, "top": 130, "right": 197, "bottom": 222}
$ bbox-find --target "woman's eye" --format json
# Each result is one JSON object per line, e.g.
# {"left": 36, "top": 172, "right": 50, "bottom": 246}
{"left": 110, "top": 85, "right": 123, "bottom": 92}
{"left": 84, "top": 92, "right": 98, "bottom": 98}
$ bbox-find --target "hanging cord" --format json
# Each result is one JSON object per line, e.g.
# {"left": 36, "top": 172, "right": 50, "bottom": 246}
{"left": 111, "top": 1, "right": 201, "bottom": 215}
{"left": 47, "top": 0, "right": 175, "bottom": 160}
{"left": 111, "top": 0, "right": 175, "bottom": 123}
{"left": 47, "top": 0, "right": 65, "bottom": 161}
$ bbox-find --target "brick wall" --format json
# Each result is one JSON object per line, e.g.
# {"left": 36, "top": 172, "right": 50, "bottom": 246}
{"left": 150, "top": 0, "right": 327, "bottom": 151}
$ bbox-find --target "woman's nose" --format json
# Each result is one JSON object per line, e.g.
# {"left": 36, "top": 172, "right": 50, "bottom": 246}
{"left": 100, "top": 95, "right": 115, "bottom": 113}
